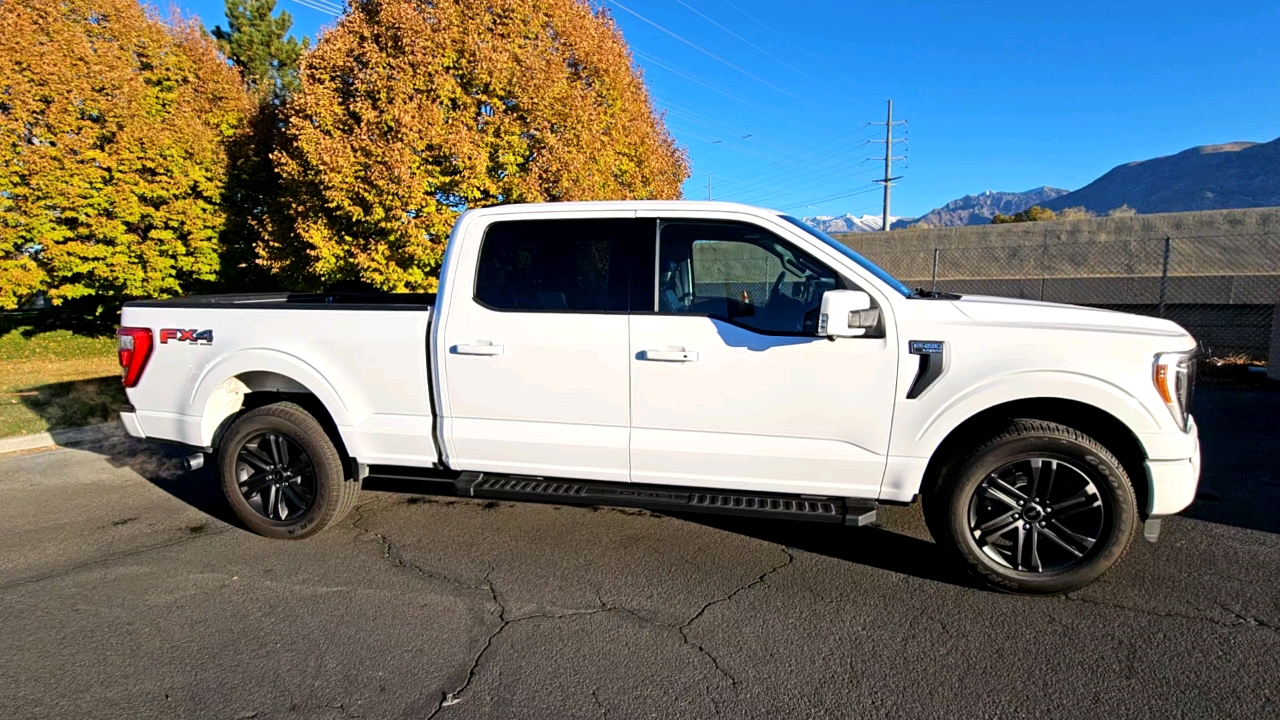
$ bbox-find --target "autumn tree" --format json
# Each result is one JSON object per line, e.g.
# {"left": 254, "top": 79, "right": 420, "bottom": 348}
{"left": 212, "top": 0, "right": 308, "bottom": 98}
{"left": 992, "top": 205, "right": 1058, "bottom": 224}
{"left": 0, "top": 0, "right": 252, "bottom": 314}
{"left": 1055, "top": 206, "right": 1096, "bottom": 220}
{"left": 264, "top": 0, "right": 689, "bottom": 291}
{"left": 214, "top": 0, "right": 309, "bottom": 290}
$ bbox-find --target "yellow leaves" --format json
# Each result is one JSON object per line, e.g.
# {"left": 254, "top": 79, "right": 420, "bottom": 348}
{"left": 2, "top": 0, "right": 687, "bottom": 304}
{"left": 0, "top": 0, "right": 253, "bottom": 309}
{"left": 266, "top": 0, "right": 688, "bottom": 291}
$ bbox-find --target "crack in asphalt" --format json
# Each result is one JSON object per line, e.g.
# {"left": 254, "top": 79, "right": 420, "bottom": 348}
{"left": 1060, "top": 593, "right": 1280, "bottom": 635}
{"left": 590, "top": 688, "right": 610, "bottom": 719}
{"left": 349, "top": 500, "right": 489, "bottom": 595}
{"left": 677, "top": 547, "right": 796, "bottom": 687}
{"left": 353, "top": 498, "right": 799, "bottom": 717}
{"left": 0, "top": 526, "right": 231, "bottom": 591}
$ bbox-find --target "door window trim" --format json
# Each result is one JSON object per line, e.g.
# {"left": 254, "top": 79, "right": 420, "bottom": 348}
{"left": 471, "top": 217, "right": 653, "bottom": 316}
{"left": 635, "top": 218, "right": 858, "bottom": 338}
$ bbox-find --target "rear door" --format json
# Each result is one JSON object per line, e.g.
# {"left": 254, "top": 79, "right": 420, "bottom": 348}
{"left": 436, "top": 214, "right": 648, "bottom": 483}
{"left": 628, "top": 217, "right": 899, "bottom": 497}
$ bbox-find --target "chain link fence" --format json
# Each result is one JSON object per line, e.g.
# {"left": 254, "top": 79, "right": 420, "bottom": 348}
{"left": 859, "top": 234, "right": 1280, "bottom": 361}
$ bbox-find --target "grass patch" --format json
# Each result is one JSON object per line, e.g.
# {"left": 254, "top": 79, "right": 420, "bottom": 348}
{"left": 0, "top": 326, "right": 124, "bottom": 438}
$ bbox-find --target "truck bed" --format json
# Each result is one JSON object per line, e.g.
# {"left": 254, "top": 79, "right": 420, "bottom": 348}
{"left": 120, "top": 293, "right": 440, "bottom": 468}
{"left": 125, "top": 292, "right": 436, "bottom": 310}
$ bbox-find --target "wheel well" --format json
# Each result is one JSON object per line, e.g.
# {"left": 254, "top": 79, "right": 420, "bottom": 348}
{"left": 920, "top": 398, "right": 1149, "bottom": 516}
{"left": 207, "top": 373, "right": 350, "bottom": 467}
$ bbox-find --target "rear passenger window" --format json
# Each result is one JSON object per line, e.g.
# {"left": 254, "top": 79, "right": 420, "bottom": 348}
{"left": 475, "top": 219, "right": 636, "bottom": 312}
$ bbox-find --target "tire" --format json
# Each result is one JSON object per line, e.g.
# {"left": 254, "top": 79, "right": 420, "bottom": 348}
{"left": 217, "top": 402, "right": 360, "bottom": 540}
{"left": 926, "top": 419, "right": 1137, "bottom": 594}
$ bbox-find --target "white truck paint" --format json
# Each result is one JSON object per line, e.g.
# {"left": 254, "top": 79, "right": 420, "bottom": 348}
{"left": 117, "top": 201, "right": 1201, "bottom": 591}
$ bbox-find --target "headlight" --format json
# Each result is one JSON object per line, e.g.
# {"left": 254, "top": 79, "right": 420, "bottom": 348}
{"left": 1153, "top": 351, "right": 1196, "bottom": 432}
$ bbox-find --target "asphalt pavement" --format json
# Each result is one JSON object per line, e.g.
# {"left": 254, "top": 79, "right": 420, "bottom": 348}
{"left": 1, "top": 386, "right": 1278, "bottom": 719}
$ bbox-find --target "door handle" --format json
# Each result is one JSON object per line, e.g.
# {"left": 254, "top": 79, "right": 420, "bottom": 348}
{"left": 452, "top": 342, "right": 504, "bottom": 356}
{"left": 640, "top": 349, "right": 698, "bottom": 362}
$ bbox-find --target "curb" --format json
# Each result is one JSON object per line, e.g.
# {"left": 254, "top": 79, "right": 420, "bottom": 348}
{"left": 0, "top": 421, "right": 127, "bottom": 456}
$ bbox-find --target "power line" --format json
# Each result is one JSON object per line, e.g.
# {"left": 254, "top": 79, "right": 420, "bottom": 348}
{"left": 779, "top": 185, "right": 880, "bottom": 211}
{"left": 607, "top": 0, "right": 812, "bottom": 106}
{"left": 718, "top": 0, "right": 856, "bottom": 84}
{"left": 635, "top": 50, "right": 821, "bottom": 131}
{"left": 290, "top": 0, "right": 340, "bottom": 15}
{"left": 670, "top": 0, "right": 839, "bottom": 93}
{"left": 711, "top": 127, "right": 881, "bottom": 190}
{"left": 739, "top": 165, "right": 881, "bottom": 207}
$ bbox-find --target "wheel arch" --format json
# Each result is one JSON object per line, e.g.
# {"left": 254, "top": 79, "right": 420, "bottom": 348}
{"left": 191, "top": 352, "right": 361, "bottom": 464}
{"left": 918, "top": 397, "right": 1149, "bottom": 518}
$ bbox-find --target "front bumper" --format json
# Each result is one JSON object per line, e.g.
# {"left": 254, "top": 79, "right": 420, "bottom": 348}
{"left": 1144, "top": 417, "right": 1201, "bottom": 517}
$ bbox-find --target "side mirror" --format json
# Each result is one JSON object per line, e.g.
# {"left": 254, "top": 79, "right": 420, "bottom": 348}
{"left": 818, "top": 290, "right": 879, "bottom": 338}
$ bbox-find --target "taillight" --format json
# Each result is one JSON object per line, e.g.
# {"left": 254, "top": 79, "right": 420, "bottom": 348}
{"left": 117, "top": 327, "right": 153, "bottom": 388}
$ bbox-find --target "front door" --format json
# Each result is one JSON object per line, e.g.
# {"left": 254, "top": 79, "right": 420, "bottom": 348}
{"left": 629, "top": 219, "right": 899, "bottom": 497}
{"left": 439, "top": 217, "right": 643, "bottom": 483}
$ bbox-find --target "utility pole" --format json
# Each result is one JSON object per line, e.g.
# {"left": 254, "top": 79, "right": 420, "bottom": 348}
{"left": 707, "top": 173, "right": 712, "bottom": 201}
{"left": 869, "top": 99, "right": 907, "bottom": 232}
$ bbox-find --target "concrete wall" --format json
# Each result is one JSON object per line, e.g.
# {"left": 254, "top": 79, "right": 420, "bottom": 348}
{"left": 834, "top": 207, "right": 1280, "bottom": 254}
{"left": 831, "top": 207, "right": 1280, "bottom": 361}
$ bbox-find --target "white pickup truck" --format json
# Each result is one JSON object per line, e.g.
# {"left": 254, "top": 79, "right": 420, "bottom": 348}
{"left": 117, "top": 201, "right": 1200, "bottom": 593}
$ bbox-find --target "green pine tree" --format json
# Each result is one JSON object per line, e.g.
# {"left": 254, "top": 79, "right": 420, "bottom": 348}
{"left": 212, "top": 0, "right": 308, "bottom": 97}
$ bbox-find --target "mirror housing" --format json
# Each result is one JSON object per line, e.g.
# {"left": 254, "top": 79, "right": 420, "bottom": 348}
{"left": 818, "top": 290, "right": 878, "bottom": 338}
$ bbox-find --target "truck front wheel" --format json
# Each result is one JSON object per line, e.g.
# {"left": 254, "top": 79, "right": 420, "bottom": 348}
{"left": 217, "top": 402, "right": 361, "bottom": 540}
{"left": 928, "top": 419, "right": 1138, "bottom": 594}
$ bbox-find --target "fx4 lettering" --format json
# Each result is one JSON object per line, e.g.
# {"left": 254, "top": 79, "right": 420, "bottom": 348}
{"left": 159, "top": 328, "right": 213, "bottom": 345}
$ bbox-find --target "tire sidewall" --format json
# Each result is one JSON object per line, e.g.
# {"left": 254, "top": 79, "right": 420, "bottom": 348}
{"left": 944, "top": 432, "right": 1137, "bottom": 594}
{"left": 218, "top": 412, "right": 343, "bottom": 540}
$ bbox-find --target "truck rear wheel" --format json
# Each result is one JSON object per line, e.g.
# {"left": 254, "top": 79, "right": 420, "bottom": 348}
{"left": 217, "top": 402, "right": 360, "bottom": 540}
{"left": 928, "top": 419, "right": 1137, "bottom": 594}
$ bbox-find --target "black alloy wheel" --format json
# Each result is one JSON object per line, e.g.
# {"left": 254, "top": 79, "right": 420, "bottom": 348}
{"left": 927, "top": 419, "right": 1137, "bottom": 594}
{"left": 968, "top": 457, "right": 1105, "bottom": 573}
{"left": 217, "top": 402, "right": 361, "bottom": 540}
{"left": 235, "top": 431, "right": 317, "bottom": 521}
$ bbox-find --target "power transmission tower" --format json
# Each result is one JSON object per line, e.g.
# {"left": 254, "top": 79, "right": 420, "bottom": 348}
{"left": 869, "top": 99, "right": 907, "bottom": 232}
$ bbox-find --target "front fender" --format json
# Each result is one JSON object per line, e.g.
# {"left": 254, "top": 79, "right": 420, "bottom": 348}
{"left": 908, "top": 370, "right": 1160, "bottom": 456}
{"left": 880, "top": 370, "right": 1164, "bottom": 502}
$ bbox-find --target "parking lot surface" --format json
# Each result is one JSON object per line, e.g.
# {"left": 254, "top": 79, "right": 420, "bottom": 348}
{"left": 2, "top": 386, "right": 1278, "bottom": 719}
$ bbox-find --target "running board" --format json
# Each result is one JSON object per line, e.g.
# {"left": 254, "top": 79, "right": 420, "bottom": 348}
{"left": 454, "top": 472, "right": 878, "bottom": 526}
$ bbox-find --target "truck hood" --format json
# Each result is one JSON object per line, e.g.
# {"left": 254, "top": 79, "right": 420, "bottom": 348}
{"left": 950, "top": 295, "right": 1191, "bottom": 339}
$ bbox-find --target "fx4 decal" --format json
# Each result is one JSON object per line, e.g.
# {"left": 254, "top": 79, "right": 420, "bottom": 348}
{"left": 159, "top": 328, "right": 213, "bottom": 345}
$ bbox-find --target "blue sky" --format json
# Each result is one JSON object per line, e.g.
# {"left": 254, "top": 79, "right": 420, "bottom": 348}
{"left": 179, "top": 0, "right": 1280, "bottom": 219}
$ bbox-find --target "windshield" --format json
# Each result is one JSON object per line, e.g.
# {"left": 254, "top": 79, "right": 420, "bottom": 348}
{"left": 778, "top": 215, "right": 913, "bottom": 297}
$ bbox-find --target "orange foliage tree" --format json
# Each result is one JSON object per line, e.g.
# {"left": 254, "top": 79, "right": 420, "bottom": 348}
{"left": 265, "top": 0, "right": 689, "bottom": 291}
{"left": 0, "top": 0, "right": 253, "bottom": 312}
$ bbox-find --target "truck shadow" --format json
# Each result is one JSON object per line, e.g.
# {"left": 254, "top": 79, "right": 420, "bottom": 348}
{"left": 1182, "top": 385, "right": 1280, "bottom": 535}
{"left": 672, "top": 511, "right": 982, "bottom": 590}
{"left": 70, "top": 435, "right": 246, "bottom": 529}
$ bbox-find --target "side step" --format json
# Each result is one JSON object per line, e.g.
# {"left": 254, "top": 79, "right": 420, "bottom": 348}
{"left": 454, "top": 472, "right": 877, "bottom": 526}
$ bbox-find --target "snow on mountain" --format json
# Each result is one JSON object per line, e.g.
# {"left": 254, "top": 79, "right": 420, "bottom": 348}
{"left": 802, "top": 214, "right": 903, "bottom": 233}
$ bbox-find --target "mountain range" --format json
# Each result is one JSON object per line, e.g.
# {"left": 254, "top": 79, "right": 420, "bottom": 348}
{"left": 804, "top": 214, "right": 902, "bottom": 233}
{"left": 1039, "top": 139, "right": 1280, "bottom": 215}
{"left": 898, "top": 187, "right": 1069, "bottom": 228}
{"left": 805, "top": 137, "right": 1280, "bottom": 230}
